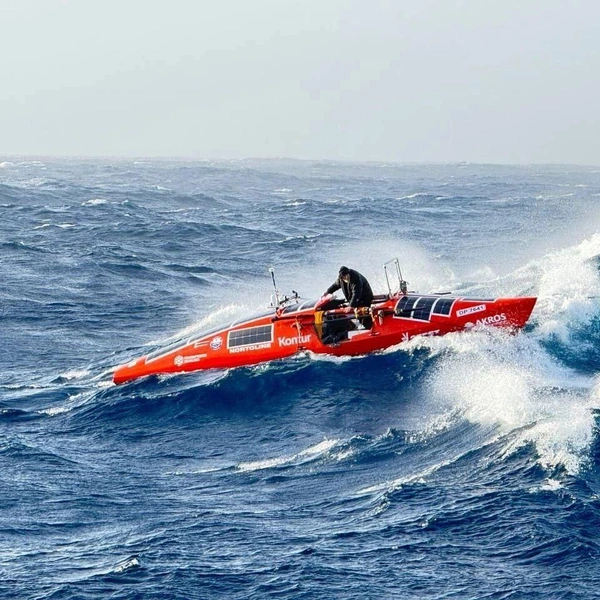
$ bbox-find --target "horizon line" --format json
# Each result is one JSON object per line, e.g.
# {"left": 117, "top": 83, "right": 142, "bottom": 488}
{"left": 2, "top": 154, "right": 599, "bottom": 169}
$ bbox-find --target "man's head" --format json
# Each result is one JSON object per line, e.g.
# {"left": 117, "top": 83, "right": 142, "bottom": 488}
{"left": 339, "top": 266, "right": 350, "bottom": 282}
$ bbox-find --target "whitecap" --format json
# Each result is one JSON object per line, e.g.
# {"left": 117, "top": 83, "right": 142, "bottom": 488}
{"left": 38, "top": 406, "right": 70, "bottom": 416}
{"left": 420, "top": 324, "right": 599, "bottom": 475}
{"left": 59, "top": 368, "right": 90, "bottom": 380}
{"left": 516, "top": 233, "right": 600, "bottom": 337}
{"left": 529, "top": 478, "right": 564, "bottom": 493}
{"left": 237, "top": 438, "right": 339, "bottom": 472}
{"left": 82, "top": 198, "right": 108, "bottom": 206}
{"left": 112, "top": 555, "right": 141, "bottom": 573}
{"left": 356, "top": 452, "right": 466, "bottom": 496}
{"left": 395, "top": 192, "right": 430, "bottom": 201}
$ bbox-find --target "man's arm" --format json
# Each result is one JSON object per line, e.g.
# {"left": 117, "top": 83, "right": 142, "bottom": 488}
{"left": 325, "top": 279, "right": 341, "bottom": 295}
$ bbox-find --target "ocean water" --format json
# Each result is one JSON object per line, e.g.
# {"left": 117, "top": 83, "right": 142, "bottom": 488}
{"left": 1, "top": 158, "right": 600, "bottom": 599}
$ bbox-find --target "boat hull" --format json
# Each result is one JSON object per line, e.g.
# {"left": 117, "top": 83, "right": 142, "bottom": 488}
{"left": 113, "top": 293, "right": 536, "bottom": 385}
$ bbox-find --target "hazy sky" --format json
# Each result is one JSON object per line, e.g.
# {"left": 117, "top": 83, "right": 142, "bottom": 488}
{"left": 1, "top": 0, "right": 599, "bottom": 163}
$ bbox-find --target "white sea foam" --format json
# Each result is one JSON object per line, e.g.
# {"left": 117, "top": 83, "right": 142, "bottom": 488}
{"left": 168, "top": 465, "right": 230, "bottom": 476}
{"left": 237, "top": 439, "right": 339, "bottom": 472}
{"left": 530, "top": 478, "right": 563, "bottom": 493}
{"left": 146, "top": 303, "right": 245, "bottom": 346}
{"left": 417, "top": 323, "right": 599, "bottom": 475}
{"left": 357, "top": 452, "right": 465, "bottom": 496}
{"left": 529, "top": 232, "right": 600, "bottom": 342}
{"left": 17, "top": 161, "right": 45, "bottom": 167}
{"left": 96, "top": 380, "right": 114, "bottom": 389}
{"left": 38, "top": 406, "right": 71, "bottom": 416}
{"left": 59, "top": 368, "right": 90, "bottom": 380}
{"left": 307, "top": 351, "right": 354, "bottom": 364}
{"left": 36, "top": 389, "right": 96, "bottom": 417}
{"left": 82, "top": 198, "right": 108, "bottom": 206}
{"left": 395, "top": 192, "right": 431, "bottom": 201}
{"left": 112, "top": 555, "right": 141, "bottom": 573}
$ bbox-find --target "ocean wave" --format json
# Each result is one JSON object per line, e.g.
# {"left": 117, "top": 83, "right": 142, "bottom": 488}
{"left": 237, "top": 439, "right": 341, "bottom": 472}
{"left": 413, "top": 327, "right": 599, "bottom": 475}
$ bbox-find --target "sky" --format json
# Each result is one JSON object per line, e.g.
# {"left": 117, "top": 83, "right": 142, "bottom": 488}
{"left": 1, "top": 0, "right": 599, "bottom": 164}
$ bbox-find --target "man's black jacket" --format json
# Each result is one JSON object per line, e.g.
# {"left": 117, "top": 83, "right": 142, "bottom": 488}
{"left": 326, "top": 269, "right": 374, "bottom": 308}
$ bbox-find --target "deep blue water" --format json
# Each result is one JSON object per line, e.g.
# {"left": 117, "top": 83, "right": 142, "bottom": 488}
{"left": 2, "top": 158, "right": 600, "bottom": 599}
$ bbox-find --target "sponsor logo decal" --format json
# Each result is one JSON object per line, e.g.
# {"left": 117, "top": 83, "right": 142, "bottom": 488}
{"left": 457, "top": 304, "right": 486, "bottom": 317}
{"left": 210, "top": 336, "right": 223, "bottom": 350}
{"left": 400, "top": 330, "right": 439, "bottom": 342}
{"left": 174, "top": 354, "right": 207, "bottom": 366}
{"left": 278, "top": 334, "right": 312, "bottom": 347}
{"left": 476, "top": 313, "right": 507, "bottom": 326}
{"left": 229, "top": 342, "right": 272, "bottom": 353}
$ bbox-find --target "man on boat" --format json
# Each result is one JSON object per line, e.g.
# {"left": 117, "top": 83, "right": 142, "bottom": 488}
{"left": 323, "top": 266, "right": 374, "bottom": 335}
{"left": 326, "top": 266, "right": 374, "bottom": 309}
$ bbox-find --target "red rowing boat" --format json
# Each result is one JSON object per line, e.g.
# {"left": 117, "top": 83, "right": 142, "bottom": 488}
{"left": 113, "top": 260, "right": 536, "bottom": 385}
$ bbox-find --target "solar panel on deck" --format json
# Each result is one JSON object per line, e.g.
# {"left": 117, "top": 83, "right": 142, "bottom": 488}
{"left": 433, "top": 298, "right": 455, "bottom": 316}
{"left": 394, "top": 295, "right": 457, "bottom": 321}
{"left": 228, "top": 325, "right": 273, "bottom": 348}
{"left": 395, "top": 295, "right": 418, "bottom": 316}
{"left": 413, "top": 297, "right": 436, "bottom": 321}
